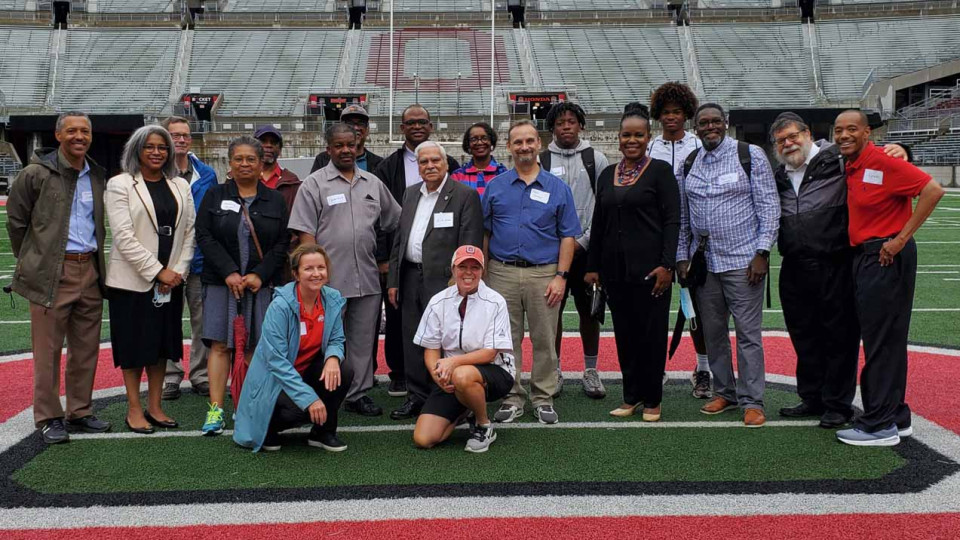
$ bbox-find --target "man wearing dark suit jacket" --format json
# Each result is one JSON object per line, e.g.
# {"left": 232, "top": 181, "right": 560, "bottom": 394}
{"left": 386, "top": 141, "right": 483, "bottom": 419}
{"left": 373, "top": 105, "right": 460, "bottom": 397}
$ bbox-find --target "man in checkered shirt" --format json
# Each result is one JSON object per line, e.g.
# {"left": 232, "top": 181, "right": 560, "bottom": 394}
{"left": 676, "top": 103, "right": 780, "bottom": 428}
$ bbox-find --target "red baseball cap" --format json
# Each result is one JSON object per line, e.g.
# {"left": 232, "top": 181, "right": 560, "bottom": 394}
{"left": 451, "top": 245, "right": 484, "bottom": 269}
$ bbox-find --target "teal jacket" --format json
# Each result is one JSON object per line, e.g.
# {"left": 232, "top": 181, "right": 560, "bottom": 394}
{"left": 233, "top": 282, "right": 346, "bottom": 452}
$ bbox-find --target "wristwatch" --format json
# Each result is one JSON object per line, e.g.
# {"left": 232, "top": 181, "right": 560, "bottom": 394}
{"left": 556, "top": 270, "right": 569, "bottom": 279}
{"left": 755, "top": 249, "right": 770, "bottom": 259}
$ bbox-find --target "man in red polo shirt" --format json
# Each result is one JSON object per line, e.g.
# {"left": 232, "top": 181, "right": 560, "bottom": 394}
{"left": 834, "top": 110, "right": 945, "bottom": 447}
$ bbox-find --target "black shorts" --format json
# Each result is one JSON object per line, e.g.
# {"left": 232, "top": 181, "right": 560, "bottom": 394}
{"left": 420, "top": 364, "right": 514, "bottom": 422}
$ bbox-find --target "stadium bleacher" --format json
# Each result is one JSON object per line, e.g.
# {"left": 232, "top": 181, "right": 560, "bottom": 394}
{"left": 0, "top": 0, "right": 29, "bottom": 10}
{"left": 543, "top": 0, "right": 650, "bottom": 9}
{"left": 912, "top": 130, "right": 960, "bottom": 164}
{"left": 392, "top": 0, "right": 484, "bottom": 11}
{"left": 225, "top": 1, "right": 337, "bottom": 13}
{"left": 95, "top": 0, "right": 176, "bottom": 12}
{"left": 185, "top": 29, "right": 345, "bottom": 116}
{"left": 0, "top": 27, "right": 51, "bottom": 109}
{"left": 527, "top": 25, "right": 687, "bottom": 113}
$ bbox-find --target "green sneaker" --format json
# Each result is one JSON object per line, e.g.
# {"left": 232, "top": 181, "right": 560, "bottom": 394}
{"left": 201, "top": 403, "right": 225, "bottom": 436}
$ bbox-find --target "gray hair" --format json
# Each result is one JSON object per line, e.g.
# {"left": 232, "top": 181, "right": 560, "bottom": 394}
{"left": 55, "top": 111, "right": 91, "bottom": 132}
{"left": 325, "top": 123, "right": 358, "bottom": 145}
{"left": 414, "top": 140, "right": 447, "bottom": 162}
{"left": 121, "top": 125, "right": 177, "bottom": 179}
{"left": 769, "top": 112, "right": 809, "bottom": 142}
{"left": 228, "top": 135, "right": 264, "bottom": 161}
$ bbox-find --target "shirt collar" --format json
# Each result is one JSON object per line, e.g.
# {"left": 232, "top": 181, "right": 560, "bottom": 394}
{"left": 504, "top": 167, "right": 544, "bottom": 187}
{"left": 296, "top": 284, "right": 321, "bottom": 317}
{"left": 845, "top": 142, "right": 876, "bottom": 172}
{"left": 78, "top": 159, "right": 90, "bottom": 177}
{"left": 404, "top": 147, "right": 417, "bottom": 162}
{"left": 703, "top": 136, "right": 734, "bottom": 158}
{"left": 785, "top": 142, "right": 820, "bottom": 173}
{"left": 323, "top": 160, "right": 364, "bottom": 182}
{"left": 465, "top": 159, "right": 500, "bottom": 174}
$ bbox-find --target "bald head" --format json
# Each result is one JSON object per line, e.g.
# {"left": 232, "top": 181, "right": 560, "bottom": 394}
{"left": 834, "top": 109, "right": 871, "bottom": 159}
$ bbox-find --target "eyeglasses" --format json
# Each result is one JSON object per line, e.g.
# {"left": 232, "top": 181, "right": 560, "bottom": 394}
{"left": 774, "top": 131, "right": 806, "bottom": 147}
{"left": 144, "top": 145, "right": 170, "bottom": 154}
{"left": 169, "top": 133, "right": 191, "bottom": 140}
{"left": 469, "top": 135, "right": 491, "bottom": 144}
{"left": 403, "top": 119, "right": 430, "bottom": 127}
{"left": 696, "top": 118, "right": 725, "bottom": 129}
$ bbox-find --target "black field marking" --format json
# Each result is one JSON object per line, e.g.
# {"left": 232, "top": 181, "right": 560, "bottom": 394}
{"left": 1, "top": 385, "right": 958, "bottom": 509}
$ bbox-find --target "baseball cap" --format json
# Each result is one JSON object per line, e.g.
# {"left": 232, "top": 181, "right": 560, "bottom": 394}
{"left": 340, "top": 104, "right": 369, "bottom": 121}
{"left": 254, "top": 125, "right": 283, "bottom": 141}
{"left": 451, "top": 245, "right": 484, "bottom": 269}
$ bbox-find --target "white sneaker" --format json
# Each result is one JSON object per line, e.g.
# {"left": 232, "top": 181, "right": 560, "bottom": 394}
{"left": 493, "top": 404, "right": 523, "bottom": 423}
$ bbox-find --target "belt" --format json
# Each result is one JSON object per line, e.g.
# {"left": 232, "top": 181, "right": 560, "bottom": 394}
{"left": 493, "top": 258, "right": 549, "bottom": 268}
{"left": 402, "top": 260, "right": 424, "bottom": 271}
{"left": 853, "top": 236, "right": 895, "bottom": 255}
{"left": 63, "top": 251, "right": 96, "bottom": 262}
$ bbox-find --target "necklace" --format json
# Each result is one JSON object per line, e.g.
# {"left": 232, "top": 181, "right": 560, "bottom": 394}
{"left": 615, "top": 156, "right": 651, "bottom": 186}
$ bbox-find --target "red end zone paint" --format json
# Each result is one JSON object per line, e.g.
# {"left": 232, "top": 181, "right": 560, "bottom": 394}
{"left": 9, "top": 513, "right": 960, "bottom": 540}
{"left": 2, "top": 337, "right": 959, "bottom": 435}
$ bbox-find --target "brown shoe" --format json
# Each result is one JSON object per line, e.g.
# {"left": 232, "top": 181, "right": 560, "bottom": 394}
{"left": 700, "top": 396, "right": 737, "bottom": 415}
{"left": 744, "top": 408, "right": 766, "bottom": 427}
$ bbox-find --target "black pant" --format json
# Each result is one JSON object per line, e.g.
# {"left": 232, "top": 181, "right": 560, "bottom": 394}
{"left": 557, "top": 248, "right": 596, "bottom": 358}
{"left": 853, "top": 238, "right": 917, "bottom": 432}
{"left": 268, "top": 356, "right": 354, "bottom": 436}
{"left": 779, "top": 253, "right": 860, "bottom": 415}
{"left": 606, "top": 280, "right": 671, "bottom": 407}
{"left": 348, "top": 7, "right": 363, "bottom": 29}
{"left": 374, "top": 275, "right": 404, "bottom": 382}
{"left": 399, "top": 262, "right": 440, "bottom": 404}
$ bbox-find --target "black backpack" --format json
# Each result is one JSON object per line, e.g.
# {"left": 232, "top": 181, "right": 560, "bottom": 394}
{"left": 540, "top": 147, "right": 597, "bottom": 193}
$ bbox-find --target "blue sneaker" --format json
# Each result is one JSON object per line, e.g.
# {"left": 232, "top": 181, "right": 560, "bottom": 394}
{"left": 201, "top": 403, "right": 225, "bottom": 436}
{"left": 836, "top": 424, "right": 900, "bottom": 447}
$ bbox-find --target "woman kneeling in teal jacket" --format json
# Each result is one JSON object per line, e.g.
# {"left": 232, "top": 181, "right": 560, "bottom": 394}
{"left": 234, "top": 244, "right": 351, "bottom": 452}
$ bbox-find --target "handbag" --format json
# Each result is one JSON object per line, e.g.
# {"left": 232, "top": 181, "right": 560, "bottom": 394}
{"left": 681, "top": 234, "right": 709, "bottom": 289}
{"left": 588, "top": 283, "right": 606, "bottom": 325}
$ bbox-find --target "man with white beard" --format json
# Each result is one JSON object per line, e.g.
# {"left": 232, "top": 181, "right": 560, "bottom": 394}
{"left": 771, "top": 112, "right": 907, "bottom": 429}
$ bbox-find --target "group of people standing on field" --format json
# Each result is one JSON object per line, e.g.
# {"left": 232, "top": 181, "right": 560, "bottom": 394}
{"left": 7, "top": 81, "right": 943, "bottom": 454}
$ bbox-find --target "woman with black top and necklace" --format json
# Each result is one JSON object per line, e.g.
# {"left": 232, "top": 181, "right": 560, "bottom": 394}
{"left": 106, "top": 125, "right": 196, "bottom": 433}
{"left": 584, "top": 104, "right": 680, "bottom": 422}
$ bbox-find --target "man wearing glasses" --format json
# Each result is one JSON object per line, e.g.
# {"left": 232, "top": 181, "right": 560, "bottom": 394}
{"left": 161, "top": 116, "right": 219, "bottom": 401}
{"left": 676, "top": 103, "right": 779, "bottom": 428}
{"left": 311, "top": 105, "right": 383, "bottom": 174}
{"left": 372, "top": 105, "right": 460, "bottom": 399}
{"left": 770, "top": 112, "right": 908, "bottom": 430}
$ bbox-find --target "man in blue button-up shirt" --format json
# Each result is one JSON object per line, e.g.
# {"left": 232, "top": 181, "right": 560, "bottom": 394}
{"left": 676, "top": 103, "right": 780, "bottom": 428}
{"left": 482, "top": 120, "right": 580, "bottom": 425}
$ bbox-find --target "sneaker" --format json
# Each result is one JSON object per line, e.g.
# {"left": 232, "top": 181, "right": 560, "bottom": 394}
{"left": 465, "top": 424, "right": 497, "bottom": 453}
{"left": 387, "top": 379, "right": 408, "bottom": 398}
{"left": 65, "top": 415, "right": 111, "bottom": 433}
{"left": 261, "top": 432, "right": 281, "bottom": 452}
{"left": 493, "top": 404, "right": 523, "bottom": 423}
{"left": 898, "top": 425, "right": 913, "bottom": 438}
{"left": 308, "top": 430, "right": 348, "bottom": 452}
{"left": 40, "top": 419, "right": 69, "bottom": 444}
{"left": 691, "top": 371, "right": 712, "bottom": 399}
{"left": 700, "top": 396, "right": 737, "bottom": 415}
{"left": 201, "top": 403, "right": 225, "bottom": 436}
{"left": 344, "top": 396, "right": 383, "bottom": 417}
{"left": 837, "top": 424, "right": 900, "bottom": 447}
{"left": 455, "top": 410, "right": 477, "bottom": 431}
{"left": 162, "top": 382, "right": 181, "bottom": 401}
{"left": 535, "top": 405, "right": 559, "bottom": 424}
{"left": 582, "top": 368, "right": 606, "bottom": 399}
{"left": 552, "top": 367, "right": 564, "bottom": 398}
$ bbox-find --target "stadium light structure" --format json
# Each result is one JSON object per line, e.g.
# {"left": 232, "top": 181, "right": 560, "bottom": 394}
{"left": 388, "top": 2, "right": 497, "bottom": 144}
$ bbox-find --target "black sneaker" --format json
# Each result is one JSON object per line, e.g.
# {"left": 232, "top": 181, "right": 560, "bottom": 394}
{"left": 40, "top": 419, "right": 69, "bottom": 444}
{"left": 387, "top": 379, "right": 408, "bottom": 397}
{"left": 261, "top": 431, "right": 282, "bottom": 452}
{"left": 162, "top": 383, "right": 181, "bottom": 401}
{"left": 344, "top": 396, "right": 383, "bottom": 417}
{"left": 691, "top": 371, "right": 712, "bottom": 399}
{"left": 308, "top": 430, "right": 348, "bottom": 452}
{"left": 65, "top": 415, "right": 111, "bottom": 433}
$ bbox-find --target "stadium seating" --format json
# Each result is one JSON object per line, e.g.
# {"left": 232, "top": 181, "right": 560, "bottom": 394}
{"left": 95, "top": 0, "right": 174, "bottom": 12}
{"left": 185, "top": 29, "right": 345, "bottom": 116}
{"left": 527, "top": 25, "right": 686, "bottom": 114}
{"left": 55, "top": 29, "right": 179, "bottom": 113}
{"left": 225, "top": 1, "right": 336, "bottom": 12}
{"left": 392, "top": 0, "right": 484, "bottom": 10}
{"left": 0, "top": 27, "right": 50, "bottom": 108}
{"left": 692, "top": 22, "right": 817, "bottom": 107}
{"left": 0, "top": 0, "right": 29, "bottom": 9}
{"left": 542, "top": 0, "right": 650, "bottom": 9}
{"left": 911, "top": 130, "right": 960, "bottom": 164}
{"left": 817, "top": 16, "right": 960, "bottom": 102}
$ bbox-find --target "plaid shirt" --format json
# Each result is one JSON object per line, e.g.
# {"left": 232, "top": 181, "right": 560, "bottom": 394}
{"left": 677, "top": 136, "right": 780, "bottom": 273}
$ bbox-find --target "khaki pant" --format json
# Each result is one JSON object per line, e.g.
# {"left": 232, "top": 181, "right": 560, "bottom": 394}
{"left": 486, "top": 260, "right": 559, "bottom": 409}
{"left": 30, "top": 258, "right": 103, "bottom": 428}
{"left": 165, "top": 274, "right": 208, "bottom": 386}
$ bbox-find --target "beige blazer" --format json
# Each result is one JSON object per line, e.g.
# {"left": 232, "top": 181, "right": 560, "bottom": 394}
{"left": 105, "top": 172, "right": 196, "bottom": 292}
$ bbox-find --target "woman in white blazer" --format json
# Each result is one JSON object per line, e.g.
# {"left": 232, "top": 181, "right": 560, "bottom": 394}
{"left": 106, "top": 125, "right": 195, "bottom": 434}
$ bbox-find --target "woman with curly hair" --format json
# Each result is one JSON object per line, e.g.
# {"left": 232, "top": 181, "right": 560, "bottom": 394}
{"left": 646, "top": 81, "right": 711, "bottom": 399}
{"left": 450, "top": 122, "right": 508, "bottom": 196}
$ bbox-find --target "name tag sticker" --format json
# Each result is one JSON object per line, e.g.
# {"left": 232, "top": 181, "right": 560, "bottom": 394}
{"left": 300, "top": 322, "right": 308, "bottom": 336}
{"left": 530, "top": 189, "right": 551, "bottom": 204}
{"left": 220, "top": 200, "right": 241, "bottom": 213}
{"left": 718, "top": 173, "right": 739, "bottom": 185}
{"left": 550, "top": 166, "right": 565, "bottom": 177}
{"left": 327, "top": 193, "right": 347, "bottom": 206}
{"left": 863, "top": 169, "right": 884, "bottom": 185}
{"left": 80, "top": 191, "right": 94, "bottom": 203}
{"left": 433, "top": 212, "right": 454, "bottom": 228}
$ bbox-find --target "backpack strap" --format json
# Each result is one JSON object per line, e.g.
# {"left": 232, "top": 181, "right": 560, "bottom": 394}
{"left": 581, "top": 146, "right": 597, "bottom": 193}
{"left": 737, "top": 141, "right": 752, "bottom": 179}
{"left": 539, "top": 150, "right": 551, "bottom": 172}
{"left": 682, "top": 147, "right": 701, "bottom": 179}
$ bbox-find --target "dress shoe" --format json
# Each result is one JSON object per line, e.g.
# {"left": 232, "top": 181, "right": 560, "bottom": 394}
{"left": 66, "top": 415, "right": 111, "bottom": 433}
{"left": 609, "top": 403, "right": 640, "bottom": 418}
{"left": 145, "top": 411, "right": 179, "bottom": 429}
{"left": 642, "top": 405, "right": 662, "bottom": 422}
{"left": 192, "top": 382, "right": 210, "bottom": 396}
{"left": 125, "top": 418, "right": 155, "bottom": 435}
{"left": 344, "top": 396, "right": 383, "bottom": 417}
{"left": 390, "top": 398, "right": 422, "bottom": 420}
{"left": 162, "top": 383, "right": 181, "bottom": 400}
{"left": 818, "top": 410, "right": 854, "bottom": 428}
{"left": 700, "top": 396, "right": 737, "bottom": 415}
{"left": 744, "top": 408, "right": 766, "bottom": 427}
{"left": 779, "top": 401, "right": 824, "bottom": 418}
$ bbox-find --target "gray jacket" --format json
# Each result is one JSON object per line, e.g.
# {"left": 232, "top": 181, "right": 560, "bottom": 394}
{"left": 544, "top": 139, "right": 609, "bottom": 250}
